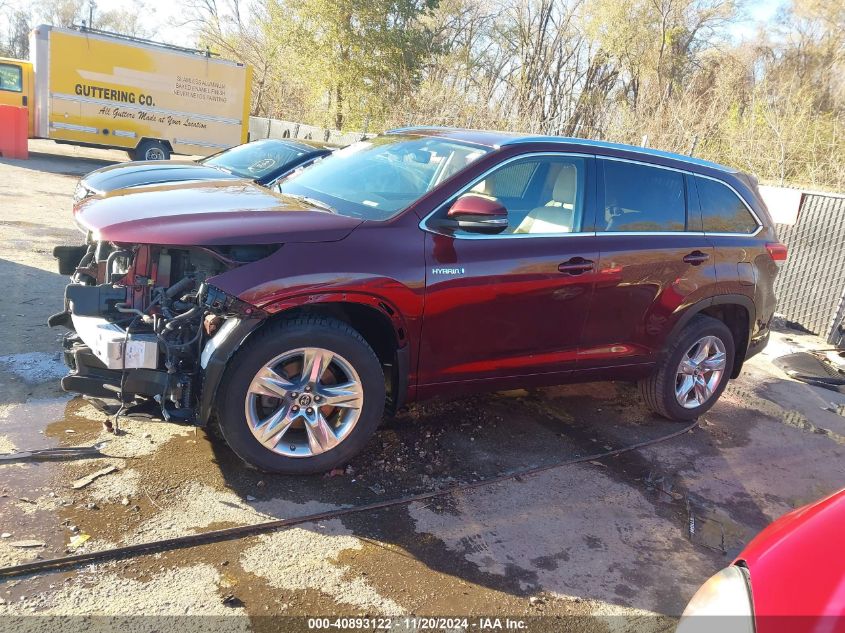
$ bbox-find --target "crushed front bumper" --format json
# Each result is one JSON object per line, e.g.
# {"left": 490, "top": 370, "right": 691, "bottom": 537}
{"left": 60, "top": 331, "right": 168, "bottom": 401}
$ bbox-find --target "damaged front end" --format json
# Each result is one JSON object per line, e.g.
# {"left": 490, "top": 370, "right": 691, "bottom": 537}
{"left": 50, "top": 240, "right": 272, "bottom": 423}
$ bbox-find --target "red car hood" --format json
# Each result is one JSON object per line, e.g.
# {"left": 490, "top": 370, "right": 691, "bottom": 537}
{"left": 73, "top": 179, "right": 363, "bottom": 246}
{"left": 736, "top": 488, "right": 845, "bottom": 629}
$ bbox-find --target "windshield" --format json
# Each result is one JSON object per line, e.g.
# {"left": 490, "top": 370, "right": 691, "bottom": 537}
{"left": 202, "top": 140, "right": 307, "bottom": 180}
{"left": 277, "top": 134, "right": 490, "bottom": 220}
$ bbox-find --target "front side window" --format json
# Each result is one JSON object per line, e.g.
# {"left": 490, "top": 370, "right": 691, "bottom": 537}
{"left": 695, "top": 176, "right": 759, "bottom": 234}
{"left": 600, "top": 160, "right": 686, "bottom": 232}
{"left": 278, "top": 134, "right": 489, "bottom": 220}
{"left": 435, "top": 155, "right": 587, "bottom": 236}
{"left": 0, "top": 63, "right": 22, "bottom": 93}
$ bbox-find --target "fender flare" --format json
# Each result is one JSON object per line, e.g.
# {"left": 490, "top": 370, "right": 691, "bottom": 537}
{"left": 197, "top": 293, "right": 412, "bottom": 424}
{"left": 664, "top": 294, "right": 756, "bottom": 376}
{"left": 197, "top": 317, "right": 264, "bottom": 425}
{"left": 262, "top": 293, "right": 412, "bottom": 410}
{"left": 261, "top": 291, "right": 410, "bottom": 347}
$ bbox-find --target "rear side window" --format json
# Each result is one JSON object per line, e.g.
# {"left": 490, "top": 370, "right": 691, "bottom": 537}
{"left": 695, "top": 176, "right": 759, "bottom": 234}
{"left": 0, "top": 63, "right": 22, "bottom": 92}
{"left": 600, "top": 160, "right": 686, "bottom": 232}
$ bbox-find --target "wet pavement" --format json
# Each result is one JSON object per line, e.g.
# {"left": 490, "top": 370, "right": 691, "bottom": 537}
{"left": 1, "top": 146, "right": 844, "bottom": 631}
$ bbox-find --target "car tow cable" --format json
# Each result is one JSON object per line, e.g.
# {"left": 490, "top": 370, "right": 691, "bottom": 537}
{"left": 0, "top": 419, "right": 698, "bottom": 580}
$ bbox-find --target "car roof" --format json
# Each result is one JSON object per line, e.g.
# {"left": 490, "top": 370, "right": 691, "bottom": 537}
{"left": 386, "top": 126, "right": 737, "bottom": 175}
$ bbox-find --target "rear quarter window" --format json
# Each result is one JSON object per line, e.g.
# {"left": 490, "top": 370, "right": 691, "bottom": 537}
{"left": 600, "top": 160, "right": 686, "bottom": 232}
{"left": 695, "top": 176, "right": 759, "bottom": 234}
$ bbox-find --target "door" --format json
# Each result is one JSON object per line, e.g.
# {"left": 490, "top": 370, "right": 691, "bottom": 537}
{"left": 0, "top": 60, "right": 34, "bottom": 136}
{"left": 417, "top": 153, "right": 599, "bottom": 388}
{"left": 578, "top": 158, "right": 717, "bottom": 369}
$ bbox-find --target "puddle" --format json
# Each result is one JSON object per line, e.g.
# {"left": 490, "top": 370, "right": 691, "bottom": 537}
{"left": 0, "top": 353, "right": 67, "bottom": 385}
{"left": 0, "top": 396, "right": 107, "bottom": 578}
{"left": 0, "top": 397, "right": 74, "bottom": 497}
{"left": 724, "top": 384, "right": 845, "bottom": 445}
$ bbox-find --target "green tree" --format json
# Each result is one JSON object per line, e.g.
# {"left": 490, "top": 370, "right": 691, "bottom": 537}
{"left": 265, "top": 0, "right": 438, "bottom": 129}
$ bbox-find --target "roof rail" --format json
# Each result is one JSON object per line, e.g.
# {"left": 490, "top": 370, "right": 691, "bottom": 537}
{"left": 71, "top": 23, "right": 219, "bottom": 57}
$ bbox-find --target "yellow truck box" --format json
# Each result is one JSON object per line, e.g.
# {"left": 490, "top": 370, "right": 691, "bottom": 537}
{"left": 0, "top": 25, "right": 251, "bottom": 159}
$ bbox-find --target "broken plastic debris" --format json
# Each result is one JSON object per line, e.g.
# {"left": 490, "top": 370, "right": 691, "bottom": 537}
{"left": 68, "top": 534, "right": 90, "bottom": 549}
{"left": 222, "top": 594, "right": 244, "bottom": 608}
{"left": 71, "top": 465, "right": 118, "bottom": 489}
{"left": 10, "top": 540, "right": 45, "bottom": 548}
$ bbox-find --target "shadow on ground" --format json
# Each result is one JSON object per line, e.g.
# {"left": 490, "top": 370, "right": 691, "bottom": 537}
{"left": 0, "top": 152, "right": 116, "bottom": 178}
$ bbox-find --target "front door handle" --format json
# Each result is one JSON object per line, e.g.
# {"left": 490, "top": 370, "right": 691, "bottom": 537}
{"left": 683, "top": 251, "right": 710, "bottom": 266}
{"left": 22, "top": 95, "right": 27, "bottom": 106}
{"left": 558, "top": 257, "right": 594, "bottom": 275}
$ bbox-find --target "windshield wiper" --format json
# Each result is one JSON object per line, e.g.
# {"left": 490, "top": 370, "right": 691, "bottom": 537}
{"left": 282, "top": 193, "right": 337, "bottom": 213}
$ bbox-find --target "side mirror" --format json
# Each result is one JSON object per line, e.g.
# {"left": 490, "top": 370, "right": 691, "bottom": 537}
{"left": 445, "top": 194, "right": 508, "bottom": 234}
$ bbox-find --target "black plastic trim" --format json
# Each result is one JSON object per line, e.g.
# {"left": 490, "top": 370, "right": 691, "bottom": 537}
{"left": 197, "top": 317, "right": 264, "bottom": 425}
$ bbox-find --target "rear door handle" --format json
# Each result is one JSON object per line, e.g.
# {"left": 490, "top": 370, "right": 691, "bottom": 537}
{"left": 558, "top": 257, "right": 594, "bottom": 275}
{"left": 683, "top": 251, "right": 710, "bottom": 266}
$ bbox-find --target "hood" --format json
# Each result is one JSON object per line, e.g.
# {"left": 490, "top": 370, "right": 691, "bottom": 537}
{"left": 81, "top": 160, "right": 242, "bottom": 194}
{"left": 74, "top": 180, "right": 363, "bottom": 246}
{"left": 736, "top": 488, "right": 845, "bottom": 622}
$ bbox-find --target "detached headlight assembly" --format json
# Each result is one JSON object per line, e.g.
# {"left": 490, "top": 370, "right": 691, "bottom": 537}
{"left": 676, "top": 565, "right": 754, "bottom": 633}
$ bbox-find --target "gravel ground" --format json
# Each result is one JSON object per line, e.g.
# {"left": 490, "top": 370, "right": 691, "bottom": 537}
{"left": 0, "top": 141, "right": 844, "bottom": 631}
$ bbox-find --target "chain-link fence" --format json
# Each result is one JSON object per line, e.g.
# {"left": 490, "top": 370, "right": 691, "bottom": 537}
{"left": 775, "top": 192, "right": 845, "bottom": 343}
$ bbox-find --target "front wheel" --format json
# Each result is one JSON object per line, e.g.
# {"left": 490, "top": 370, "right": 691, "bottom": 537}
{"left": 216, "top": 317, "right": 386, "bottom": 474}
{"left": 640, "top": 315, "right": 734, "bottom": 421}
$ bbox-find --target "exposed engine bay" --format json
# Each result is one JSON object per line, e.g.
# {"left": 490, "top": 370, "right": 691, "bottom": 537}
{"left": 50, "top": 240, "right": 275, "bottom": 423}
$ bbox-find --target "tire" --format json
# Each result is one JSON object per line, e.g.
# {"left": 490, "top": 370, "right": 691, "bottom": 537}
{"left": 639, "top": 315, "right": 735, "bottom": 421}
{"left": 215, "top": 317, "right": 386, "bottom": 474}
{"left": 134, "top": 139, "right": 170, "bottom": 161}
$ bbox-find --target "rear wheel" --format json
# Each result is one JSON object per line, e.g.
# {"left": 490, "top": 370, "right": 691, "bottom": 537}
{"left": 133, "top": 139, "right": 170, "bottom": 161}
{"left": 640, "top": 315, "right": 734, "bottom": 421}
{"left": 216, "top": 317, "right": 385, "bottom": 474}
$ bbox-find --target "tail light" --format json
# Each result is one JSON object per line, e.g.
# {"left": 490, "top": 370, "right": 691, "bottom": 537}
{"left": 766, "top": 242, "right": 787, "bottom": 266}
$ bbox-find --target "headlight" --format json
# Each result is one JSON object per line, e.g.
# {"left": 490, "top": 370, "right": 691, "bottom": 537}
{"left": 73, "top": 182, "right": 90, "bottom": 203}
{"left": 676, "top": 566, "right": 754, "bottom": 633}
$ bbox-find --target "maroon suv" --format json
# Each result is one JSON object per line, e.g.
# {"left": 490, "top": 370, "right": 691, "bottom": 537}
{"left": 51, "top": 127, "right": 786, "bottom": 473}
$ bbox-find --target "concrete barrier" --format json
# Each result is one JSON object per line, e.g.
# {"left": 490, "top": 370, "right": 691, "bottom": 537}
{"left": 248, "top": 116, "right": 371, "bottom": 146}
{"left": 0, "top": 105, "right": 28, "bottom": 159}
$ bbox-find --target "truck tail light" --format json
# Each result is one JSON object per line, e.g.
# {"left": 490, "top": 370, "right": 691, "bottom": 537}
{"left": 766, "top": 242, "right": 787, "bottom": 266}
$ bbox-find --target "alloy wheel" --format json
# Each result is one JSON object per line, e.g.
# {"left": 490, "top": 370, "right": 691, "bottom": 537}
{"left": 675, "top": 335, "right": 727, "bottom": 409}
{"left": 244, "top": 347, "right": 364, "bottom": 458}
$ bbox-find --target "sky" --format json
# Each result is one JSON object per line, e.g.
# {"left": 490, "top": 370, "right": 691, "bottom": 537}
{"left": 79, "top": 0, "right": 193, "bottom": 45}
{"left": 729, "top": 0, "right": 790, "bottom": 42}
{"left": 4, "top": 0, "right": 788, "bottom": 51}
